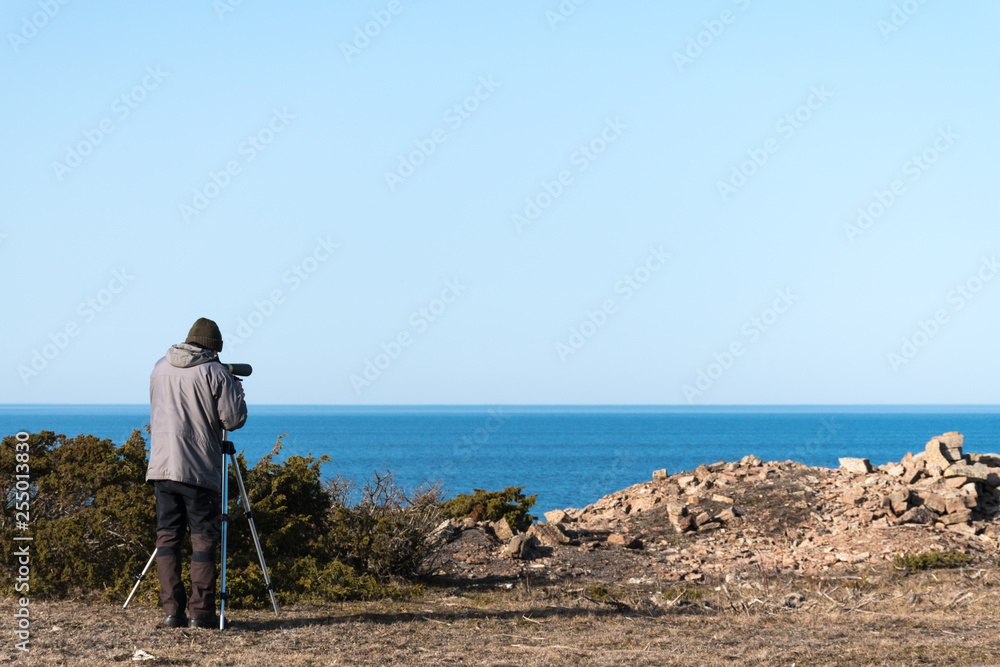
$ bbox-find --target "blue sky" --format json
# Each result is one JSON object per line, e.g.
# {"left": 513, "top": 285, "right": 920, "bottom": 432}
{"left": 2, "top": 0, "right": 998, "bottom": 405}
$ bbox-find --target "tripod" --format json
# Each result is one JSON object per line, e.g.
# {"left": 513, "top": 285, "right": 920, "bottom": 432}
{"left": 220, "top": 432, "right": 279, "bottom": 628}
{"left": 123, "top": 433, "right": 279, "bottom": 629}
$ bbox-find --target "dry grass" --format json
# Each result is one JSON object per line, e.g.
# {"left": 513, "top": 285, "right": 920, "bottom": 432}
{"left": 7, "top": 564, "right": 1000, "bottom": 666}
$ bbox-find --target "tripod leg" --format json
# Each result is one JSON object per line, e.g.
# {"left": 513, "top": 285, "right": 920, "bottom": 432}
{"left": 230, "top": 452, "right": 280, "bottom": 617}
{"left": 122, "top": 548, "right": 157, "bottom": 610}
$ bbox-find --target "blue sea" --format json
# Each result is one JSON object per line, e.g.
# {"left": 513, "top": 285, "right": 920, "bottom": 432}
{"left": 3, "top": 405, "right": 1000, "bottom": 514}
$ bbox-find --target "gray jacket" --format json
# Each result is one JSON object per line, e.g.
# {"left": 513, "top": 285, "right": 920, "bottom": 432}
{"left": 146, "top": 343, "right": 247, "bottom": 492}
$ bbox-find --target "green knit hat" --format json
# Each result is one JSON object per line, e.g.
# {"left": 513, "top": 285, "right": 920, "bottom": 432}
{"left": 185, "top": 317, "right": 223, "bottom": 352}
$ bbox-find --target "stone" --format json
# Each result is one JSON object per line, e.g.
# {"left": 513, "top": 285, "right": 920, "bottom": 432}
{"left": 427, "top": 519, "right": 459, "bottom": 546}
{"left": 902, "top": 465, "right": 921, "bottom": 485}
{"left": 506, "top": 535, "right": 524, "bottom": 558}
{"left": 528, "top": 522, "right": 571, "bottom": 547}
{"left": 666, "top": 502, "right": 687, "bottom": 518}
{"left": 945, "top": 496, "right": 970, "bottom": 515}
{"left": 888, "top": 465, "right": 905, "bottom": 477}
{"left": 607, "top": 533, "right": 642, "bottom": 549}
{"left": 839, "top": 458, "right": 873, "bottom": 474}
{"left": 741, "top": 454, "right": 762, "bottom": 467}
{"left": 944, "top": 462, "right": 992, "bottom": 484}
{"left": 716, "top": 508, "right": 737, "bottom": 522}
{"left": 491, "top": 517, "right": 514, "bottom": 541}
{"left": 916, "top": 491, "right": 947, "bottom": 515}
{"left": 897, "top": 507, "right": 936, "bottom": 525}
{"left": 943, "top": 476, "right": 969, "bottom": 488}
{"left": 653, "top": 468, "right": 668, "bottom": 481}
{"left": 937, "top": 432, "right": 964, "bottom": 450}
{"left": 946, "top": 522, "right": 978, "bottom": 537}
{"left": 939, "top": 509, "right": 973, "bottom": 526}
{"left": 711, "top": 494, "right": 735, "bottom": 504}
{"left": 889, "top": 489, "right": 910, "bottom": 516}
{"left": 697, "top": 521, "right": 721, "bottom": 532}
{"left": 459, "top": 517, "right": 477, "bottom": 530}
{"left": 675, "top": 515, "right": 696, "bottom": 533}
{"left": 544, "top": 509, "right": 569, "bottom": 524}
{"left": 676, "top": 475, "right": 697, "bottom": 487}
{"left": 841, "top": 488, "right": 865, "bottom": 506}
{"left": 694, "top": 511, "right": 713, "bottom": 527}
{"left": 925, "top": 435, "right": 963, "bottom": 471}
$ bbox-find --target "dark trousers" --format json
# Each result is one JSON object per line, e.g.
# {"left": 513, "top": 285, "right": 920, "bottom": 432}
{"left": 153, "top": 480, "right": 221, "bottom": 619}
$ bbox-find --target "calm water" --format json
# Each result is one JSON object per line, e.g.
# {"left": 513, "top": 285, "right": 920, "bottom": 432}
{"left": 3, "top": 405, "right": 999, "bottom": 514}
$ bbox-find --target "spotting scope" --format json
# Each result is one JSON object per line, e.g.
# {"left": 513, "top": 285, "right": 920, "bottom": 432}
{"left": 221, "top": 363, "right": 253, "bottom": 377}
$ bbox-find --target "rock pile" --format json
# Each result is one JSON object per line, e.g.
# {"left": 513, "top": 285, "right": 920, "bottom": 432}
{"left": 430, "top": 432, "right": 1000, "bottom": 584}
{"left": 834, "top": 432, "right": 1000, "bottom": 537}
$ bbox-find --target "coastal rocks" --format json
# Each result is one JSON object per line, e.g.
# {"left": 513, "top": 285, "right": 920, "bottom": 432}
{"left": 839, "top": 458, "right": 873, "bottom": 475}
{"left": 653, "top": 468, "right": 669, "bottom": 481}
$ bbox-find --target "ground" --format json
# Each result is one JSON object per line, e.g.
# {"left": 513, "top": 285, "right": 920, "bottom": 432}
{"left": 9, "top": 439, "right": 1000, "bottom": 665}
{"left": 7, "top": 564, "right": 1000, "bottom": 666}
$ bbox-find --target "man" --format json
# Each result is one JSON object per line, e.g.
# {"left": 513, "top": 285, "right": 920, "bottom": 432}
{"left": 147, "top": 317, "right": 247, "bottom": 629}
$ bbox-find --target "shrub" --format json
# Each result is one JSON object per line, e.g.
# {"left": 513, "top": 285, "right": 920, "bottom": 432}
{"left": 1, "top": 431, "right": 440, "bottom": 607}
{"left": 0, "top": 430, "right": 156, "bottom": 599}
{"left": 441, "top": 486, "right": 537, "bottom": 532}
{"left": 893, "top": 551, "right": 972, "bottom": 571}
{"left": 324, "top": 469, "right": 445, "bottom": 580}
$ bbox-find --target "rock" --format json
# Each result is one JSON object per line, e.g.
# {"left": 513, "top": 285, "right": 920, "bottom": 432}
{"left": 527, "top": 522, "right": 570, "bottom": 547}
{"left": 666, "top": 502, "right": 687, "bottom": 518}
{"left": 544, "top": 509, "right": 569, "bottom": 524}
{"left": 694, "top": 511, "right": 713, "bottom": 527}
{"left": 711, "top": 494, "right": 735, "bottom": 504}
{"left": 841, "top": 488, "right": 865, "bottom": 506}
{"left": 675, "top": 515, "right": 696, "bottom": 533}
{"left": 506, "top": 534, "right": 539, "bottom": 559}
{"left": 491, "top": 518, "right": 514, "bottom": 541}
{"left": 937, "top": 432, "right": 965, "bottom": 450}
{"left": 676, "top": 475, "right": 697, "bottom": 487}
{"left": 741, "top": 454, "right": 762, "bottom": 467}
{"left": 945, "top": 496, "right": 970, "bottom": 515}
{"left": 902, "top": 465, "right": 921, "bottom": 485}
{"left": 839, "top": 458, "right": 872, "bottom": 474}
{"left": 697, "top": 521, "right": 721, "bottom": 532}
{"left": 653, "top": 468, "right": 668, "bottom": 481}
{"left": 888, "top": 465, "right": 906, "bottom": 477}
{"left": 897, "top": 507, "right": 936, "bottom": 525}
{"left": 459, "top": 517, "right": 477, "bottom": 530}
{"left": 945, "top": 462, "right": 1000, "bottom": 487}
{"left": 889, "top": 489, "right": 910, "bottom": 516}
{"left": 939, "top": 509, "right": 973, "bottom": 526}
{"left": 943, "top": 476, "right": 969, "bottom": 489}
{"left": 915, "top": 491, "right": 947, "bottom": 515}
{"left": 946, "top": 522, "right": 978, "bottom": 537}
{"left": 716, "top": 508, "right": 737, "bottom": 522}
{"left": 925, "top": 435, "right": 963, "bottom": 471}
{"left": 607, "top": 533, "right": 643, "bottom": 549}
{"left": 427, "top": 519, "right": 459, "bottom": 546}
{"left": 782, "top": 593, "right": 805, "bottom": 608}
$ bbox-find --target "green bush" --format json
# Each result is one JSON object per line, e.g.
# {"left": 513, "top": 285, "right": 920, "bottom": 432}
{"left": 0, "top": 430, "right": 156, "bottom": 600}
{"left": 441, "top": 486, "right": 537, "bottom": 532}
{"left": 0, "top": 431, "right": 440, "bottom": 607}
